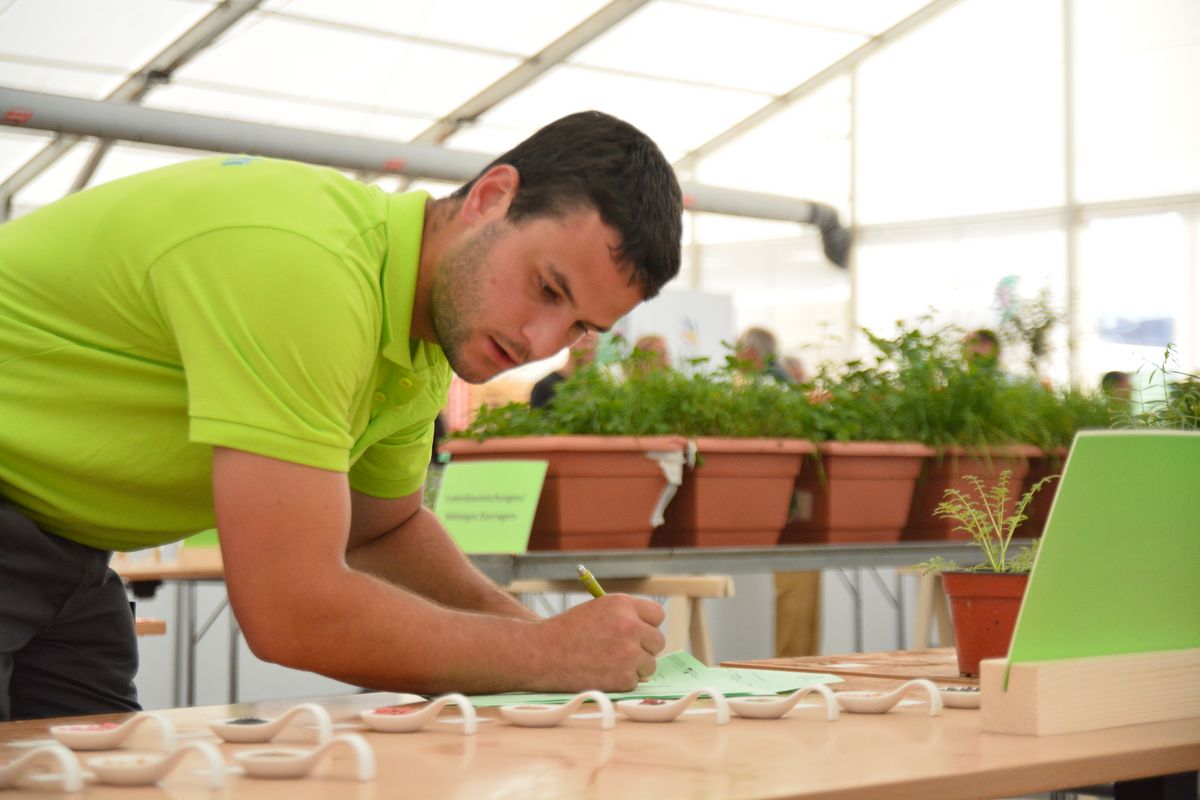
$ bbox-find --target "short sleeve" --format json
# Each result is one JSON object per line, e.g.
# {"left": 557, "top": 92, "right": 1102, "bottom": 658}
{"left": 148, "top": 227, "right": 379, "bottom": 471}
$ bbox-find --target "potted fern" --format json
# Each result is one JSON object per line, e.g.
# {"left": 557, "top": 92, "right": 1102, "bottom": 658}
{"left": 920, "top": 469, "right": 1055, "bottom": 676}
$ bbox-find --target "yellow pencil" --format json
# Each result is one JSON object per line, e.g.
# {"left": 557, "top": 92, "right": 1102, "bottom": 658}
{"left": 576, "top": 564, "right": 606, "bottom": 598}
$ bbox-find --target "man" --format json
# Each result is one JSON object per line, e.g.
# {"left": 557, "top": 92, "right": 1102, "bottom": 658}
{"left": 529, "top": 333, "right": 598, "bottom": 409}
{"left": 0, "top": 111, "right": 681, "bottom": 720}
{"left": 735, "top": 326, "right": 792, "bottom": 384}
{"left": 962, "top": 328, "right": 1001, "bottom": 369}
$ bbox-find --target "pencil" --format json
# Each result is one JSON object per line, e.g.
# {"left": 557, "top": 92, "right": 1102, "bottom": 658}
{"left": 576, "top": 564, "right": 606, "bottom": 598}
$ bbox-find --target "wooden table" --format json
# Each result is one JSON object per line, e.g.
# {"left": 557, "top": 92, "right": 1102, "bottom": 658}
{"left": 3, "top": 679, "right": 1198, "bottom": 800}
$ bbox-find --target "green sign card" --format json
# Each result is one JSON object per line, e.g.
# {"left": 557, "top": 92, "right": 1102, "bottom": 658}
{"left": 433, "top": 460, "right": 548, "bottom": 554}
{"left": 1009, "top": 430, "right": 1200, "bottom": 665}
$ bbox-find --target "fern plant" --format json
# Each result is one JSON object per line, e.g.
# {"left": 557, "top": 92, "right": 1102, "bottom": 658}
{"left": 921, "top": 470, "right": 1055, "bottom": 574}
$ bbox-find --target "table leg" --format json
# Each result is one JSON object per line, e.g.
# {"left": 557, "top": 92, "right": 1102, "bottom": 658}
{"left": 185, "top": 582, "right": 197, "bottom": 706}
{"left": 171, "top": 582, "right": 186, "bottom": 708}
{"left": 228, "top": 609, "right": 240, "bottom": 705}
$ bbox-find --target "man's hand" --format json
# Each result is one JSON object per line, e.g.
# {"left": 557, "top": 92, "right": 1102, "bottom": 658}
{"left": 532, "top": 594, "right": 666, "bottom": 692}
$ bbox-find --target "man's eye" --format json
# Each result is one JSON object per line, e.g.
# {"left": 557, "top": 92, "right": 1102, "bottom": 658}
{"left": 538, "top": 278, "right": 558, "bottom": 301}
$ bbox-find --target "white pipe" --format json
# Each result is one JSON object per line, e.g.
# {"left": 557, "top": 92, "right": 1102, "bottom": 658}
{"left": 0, "top": 86, "right": 826, "bottom": 228}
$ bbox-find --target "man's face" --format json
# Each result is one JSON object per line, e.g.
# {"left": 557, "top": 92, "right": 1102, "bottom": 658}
{"left": 429, "top": 208, "right": 644, "bottom": 383}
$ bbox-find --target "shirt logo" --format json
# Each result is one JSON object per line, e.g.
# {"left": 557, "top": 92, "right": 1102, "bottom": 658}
{"left": 221, "top": 156, "right": 259, "bottom": 166}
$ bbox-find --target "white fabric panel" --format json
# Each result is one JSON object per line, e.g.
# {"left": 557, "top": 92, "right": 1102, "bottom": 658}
{"left": 259, "top": 0, "right": 610, "bottom": 56}
{"left": 172, "top": 12, "right": 520, "bottom": 118}
{"left": 1073, "top": 0, "right": 1200, "bottom": 202}
{"left": 854, "top": 0, "right": 1064, "bottom": 223}
{"left": 570, "top": 2, "right": 866, "bottom": 95}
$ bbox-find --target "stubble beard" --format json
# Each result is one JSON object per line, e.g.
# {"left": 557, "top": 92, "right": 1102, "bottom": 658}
{"left": 430, "top": 221, "right": 501, "bottom": 384}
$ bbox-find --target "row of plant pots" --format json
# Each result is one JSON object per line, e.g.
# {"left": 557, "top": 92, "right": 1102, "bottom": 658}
{"left": 441, "top": 435, "right": 1064, "bottom": 551}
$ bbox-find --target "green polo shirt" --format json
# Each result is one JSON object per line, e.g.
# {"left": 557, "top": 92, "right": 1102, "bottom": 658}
{"left": 0, "top": 156, "right": 450, "bottom": 551}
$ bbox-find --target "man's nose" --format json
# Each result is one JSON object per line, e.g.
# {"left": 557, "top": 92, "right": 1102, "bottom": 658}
{"left": 522, "top": 314, "right": 579, "bottom": 361}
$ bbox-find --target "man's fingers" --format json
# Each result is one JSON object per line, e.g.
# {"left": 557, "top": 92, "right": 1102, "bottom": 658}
{"left": 634, "top": 597, "right": 666, "bottom": 627}
{"left": 636, "top": 653, "right": 657, "bottom": 681}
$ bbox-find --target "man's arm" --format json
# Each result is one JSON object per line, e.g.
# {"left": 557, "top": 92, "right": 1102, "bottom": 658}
{"left": 344, "top": 489, "right": 536, "bottom": 620}
{"left": 213, "top": 447, "right": 665, "bottom": 694}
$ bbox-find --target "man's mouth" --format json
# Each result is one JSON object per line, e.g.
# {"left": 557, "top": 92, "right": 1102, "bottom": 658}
{"left": 489, "top": 336, "right": 518, "bottom": 368}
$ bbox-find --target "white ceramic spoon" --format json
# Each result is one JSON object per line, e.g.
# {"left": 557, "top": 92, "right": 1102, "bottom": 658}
{"left": 50, "top": 712, "right": 176, "bottom": 751}
{"left": 834, "top": 679, "right": 943, "bottom": 715}
{"left": 233, "top": 733, "right": 375, "bottom": 781}
{"left": 0, "top": 744, "right": 83, "bottom": 793}
{"left": 727, "top": 684, "right": 840, "bottom": 721}
{"left": 208, "top": 702, "right": 333, "bottom": 744}
{"left": 938, "top": 685, "right": 982, "bottom": 709}
{"left": 360, "top": 693, "right": 478, "bottom": 734}
{"left": 616, "top": 689, "right": 730, "bottom": 724}
{"left": 87, "top": 741, "right": 225, "bottom": 789}
{"left": 499, "top": 690, "right": 615, "bottom": 730}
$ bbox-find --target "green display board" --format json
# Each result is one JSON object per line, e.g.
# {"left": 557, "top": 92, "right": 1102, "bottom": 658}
{"left": 433, "top": 460, "right": 548, "bottom": 554}
{"left": 1009, "top": 430, "right": 1200, "bottom": 665}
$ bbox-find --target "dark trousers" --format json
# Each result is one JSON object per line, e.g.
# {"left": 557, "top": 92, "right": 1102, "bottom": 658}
{"left": 0, "top": 507, "right": 140, "bottom": 721}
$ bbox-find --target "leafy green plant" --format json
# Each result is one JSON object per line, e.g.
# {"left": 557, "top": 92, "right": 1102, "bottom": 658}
{"left": 997, "top": 285, "right": 1063, "bottom": 378}
{"left": 918, "top": 470, "right": 1054, "bottom": 574}
{"left": 454, "top": 351, "right": 819, "bottom": 441}
{"left": 807, "top": 319, "right": 1035, "bottom": 448}
{"left": 1123, "top": 345, "right": 1200, "bottom": 431}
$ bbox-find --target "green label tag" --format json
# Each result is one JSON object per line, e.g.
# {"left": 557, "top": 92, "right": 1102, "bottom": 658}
{"left": 433, "top": 460, "right": 548, "bottom": 554}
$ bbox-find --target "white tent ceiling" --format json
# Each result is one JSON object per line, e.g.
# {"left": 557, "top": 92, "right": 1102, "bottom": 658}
{"left": 0, "top": 0, "right": 936, "bottom": 215}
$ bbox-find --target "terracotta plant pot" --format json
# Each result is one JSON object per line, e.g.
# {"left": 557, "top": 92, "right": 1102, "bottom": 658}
{"left": 652, "top": 438, "right": 813, "bottom": 548}
{"left": 902, "top": 444, "right": 1043, "bottom": 541}
{"left": 940, "top": 570, "right": 1029, "bottom": 676}
{"left": 440, "top": 436, "right": 686, "bottom": 551}
{"left": 1019, "top": 447, "right": 1068, "bottom": 538}
{"left": 780, "top": 441, "right": 935, "bottom": 544}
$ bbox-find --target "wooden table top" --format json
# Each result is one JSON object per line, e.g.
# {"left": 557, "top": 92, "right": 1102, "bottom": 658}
{"left": 112, "top": 547, "right": 224, "bottom": 582}
{"left": 3, "top": 681, "right": 1198, "bottom": 799}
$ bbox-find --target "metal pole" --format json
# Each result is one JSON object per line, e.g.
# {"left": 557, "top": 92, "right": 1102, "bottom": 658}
{"left": 185, "top": 582, "right": 197, "bottom": 707}
{"left": 0, "top": 86, "right": 836, "bottom": 228}
{"left": 1062, "top": 0, "right": 1083, "bottom": 385}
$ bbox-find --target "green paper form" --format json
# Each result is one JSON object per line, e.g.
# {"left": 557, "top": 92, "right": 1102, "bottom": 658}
{"left": 1008, "top": 430, "right": 1200, "bottom": 666}
{"left": 433, "top": 460, "right": 548, "bottom": 554}
{"left": 465, "top": 651, "right": 842, "bottom": 707}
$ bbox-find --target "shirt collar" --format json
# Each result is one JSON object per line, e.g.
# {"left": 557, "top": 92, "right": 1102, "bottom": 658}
{"left": 380, "top": 190, "right": 430, "bottom": 367}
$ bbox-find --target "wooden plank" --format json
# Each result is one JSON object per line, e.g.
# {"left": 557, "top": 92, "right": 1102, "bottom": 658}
{"left": 981, "top": 648, "right": 1200, "bottom": 736}
{"left": 134, "top": 617, "right": 166, "bottom": 636}
{"left": 506, "top": 574, "right": 735, "bottom": 598}
{"left": 723, "top": 648, "right": 975, "bottom": 685}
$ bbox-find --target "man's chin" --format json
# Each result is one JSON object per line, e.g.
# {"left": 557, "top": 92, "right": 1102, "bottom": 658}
{"left": 448, "top": 358, "right": 509, "bottom": 385}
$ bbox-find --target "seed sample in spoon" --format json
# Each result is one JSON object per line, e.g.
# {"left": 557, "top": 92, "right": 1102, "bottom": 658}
{"left": 87, "top": 742, "right": 226, "bottom": 789}
{"left": 834, "top": 679, "right": 943, "bottom": 715}
{"left": 234, "top": 733, "right": 375, "bottom": 781}
{"left": 360, "top": 693, "right": 478, "bottom": 734}
{"left": 209, "top": 702, "right": 333, "bottom": 744}
{"left": 499, "top": 690, "right": 615, "bottom": 729}
{"left": 0, "top": 744, "right": 83, "bottom": 793}
{"left": 727, "top": 684, "right": 840, "bottom": 720}
{"left": 938, "top": 685, "right": 982, "bottom": 709}
{"left": 616, "top": 689, "right": 730, "bottom": 724}
{"left": 50, "top": 712, "right": 177, "bottom": 751}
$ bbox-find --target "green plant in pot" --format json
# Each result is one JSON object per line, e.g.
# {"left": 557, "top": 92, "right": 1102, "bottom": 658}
{"left": 780, "top": 345, "right": 935, "bottom": 545}
{"left": 858, "top": 319, "right": 1044, "bottom": 540}
{"left": 919, "top": 469, "right": 1055, "bottom": 677}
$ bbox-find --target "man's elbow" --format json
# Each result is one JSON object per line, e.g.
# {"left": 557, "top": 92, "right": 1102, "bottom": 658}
{"left": 233, "top": 598, "right": 330, "bottom": 670}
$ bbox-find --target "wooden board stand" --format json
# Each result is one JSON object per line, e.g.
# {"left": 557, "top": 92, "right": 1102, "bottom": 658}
{"left": 980, "top": 647, "right": 1200, "bottom": 736}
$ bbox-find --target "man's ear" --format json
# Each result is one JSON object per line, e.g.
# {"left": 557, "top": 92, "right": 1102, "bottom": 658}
{"left": 461, "top": 164, "right": 519, "bottom": 225}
